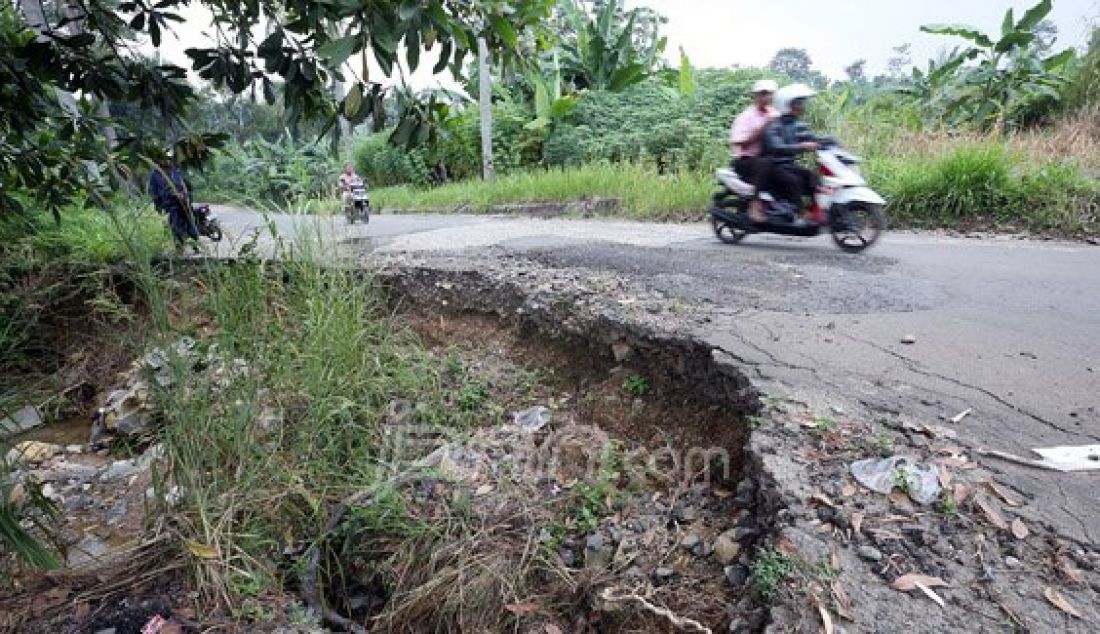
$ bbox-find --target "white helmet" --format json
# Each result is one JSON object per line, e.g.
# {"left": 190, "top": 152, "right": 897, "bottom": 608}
{"left": 752, "top": 79, "right": 778, "bottom": 94}
{"left": 775, "top": 83, "right": 817, "bottom": 115}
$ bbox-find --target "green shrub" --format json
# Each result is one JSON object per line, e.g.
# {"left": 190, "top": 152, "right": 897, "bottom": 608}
{"left": 193, "top": 136, "right": 342, "bottom": 206}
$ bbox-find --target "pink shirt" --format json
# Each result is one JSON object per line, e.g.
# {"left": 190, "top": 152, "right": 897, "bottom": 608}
{"left": 730, "top": 105, "right": 777, "bottom": 158}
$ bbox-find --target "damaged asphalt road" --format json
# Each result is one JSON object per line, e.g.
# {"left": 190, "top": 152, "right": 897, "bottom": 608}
{"left": 216, "top": 208, "right": 1099, "bottom": 546}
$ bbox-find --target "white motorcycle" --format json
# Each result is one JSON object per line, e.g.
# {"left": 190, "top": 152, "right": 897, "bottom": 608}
{"left": 343, "top": 177, "right": 370, "bottom": 224}
{"left": 709, "top": 138, "right": 887, "bottom": 253}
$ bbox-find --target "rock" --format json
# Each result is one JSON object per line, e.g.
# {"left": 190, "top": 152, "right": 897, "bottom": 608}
{"left": 64, "top": 445, "right": 84, "bottom": 454}
{"left": 5, "top": 440, "right": 62, "bottom": 464}
{"left": 625, "top": 565, "right": 645, "bottom": 578}
{"left": 611, "top": 342, "right": 632, "bottom": 362}
{"left": 1005, "top": 556, "right": 1022, "bottom": 569}
{"left": 724, "top": 564, "right": 750, "bottom": 587}
{"left": 0, "top": 405, "right": 43, "bottom": 438}
{"left": 67, "top": 534, "right": 110, "bottom": 567}
{"left": 654, "top": 567, "right": 676, "bottom": 580}
{"left": 713, "top": 530, "right": 742, "bottom": 565}
{"left": 858, "top": 546, "right": 884, "bottom": 562}
{"left": 585, "top": 534, "right": 611, "bottom": 569}
{"left": 901, "top": 334, "right": 917, "bottom": 345}
{"left": 816, "top": 507, "right": 836, "bottom": 523}
{"left": 735, "top": 527, "right": 760, "bottom": 542}
{"left": 585, "top": 533, "right": 605, "bottom": 552}
{"left": 559, "top": 548, "right": 577, "bottom": 567}
{"left": 674, "top": 503, "right": 698, "bottom": 523}
{"left": 681, "top": 533, "right": 702, "bottom": 553}
{"left": 101, "top": 460, "right": 139, "bottom": 483}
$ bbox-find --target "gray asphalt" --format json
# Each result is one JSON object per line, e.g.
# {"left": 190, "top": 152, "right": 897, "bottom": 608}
{"left": 216, "top": 207, "right": 1100, "bottom": 546}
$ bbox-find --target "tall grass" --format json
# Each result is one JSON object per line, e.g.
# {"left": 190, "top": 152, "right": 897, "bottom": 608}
{"left": 373, "top": 162, "right": 711, "bottom": 221}
{"left": 369, "top": 123, "right": 1100, "bottom": 235}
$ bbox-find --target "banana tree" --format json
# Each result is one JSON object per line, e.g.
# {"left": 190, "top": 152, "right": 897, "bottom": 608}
{"left": 523, "top": 51, "right": 579, "bottom": 131}
{"left": 920, "top": 0, "right": 1076, "bottom": 128}
{"left": 559, "top": 0, "right": 666, "bottom": 92}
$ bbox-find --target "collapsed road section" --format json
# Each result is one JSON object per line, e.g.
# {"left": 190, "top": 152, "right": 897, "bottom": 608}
{"left": 375, "top": 249, "right": 1099, "bottom": 633}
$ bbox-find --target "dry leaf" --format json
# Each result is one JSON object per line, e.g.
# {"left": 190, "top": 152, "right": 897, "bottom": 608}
{"left": 811, "top": 493, "right": 837, "bottom": 508}
{"left": 712, "top": 487, "right": 732, "bottom": 499}
{"left": 891, "top": 574, "right": 949, "bottom": 592}
{"left": 841, "top": 484, "right": 857, "bottom": 497}
{"left": 889, "top": 490, "right": 913, "bottom": 506}
{"left": 545, "top": 625, "right": 564, "bottom": 634}
{"left": 830, "top": 543, "right": 841, "bottom": 571}
{"left": 474, "top": 484, "right": 494, "bottom": 496}
{"left": 1043, "top": 587, "right": 1082, "bottom": 619}
{"left": 831, "top": 581, "right": 855, "bottom": 621}
{"left": 937, "top": 465, "right": 953, "bottom": 488}
{"left": 974, "top": 495, "right": 1009, "bottom": 531}
{"left": 1057, "top": 556, "right": 1085, "bottom": 585}
{"left": 185, "top": 540, "right": 219, "bottom": 560}
{"left": 1011, "top": 518, "right": 1029, "bottom": 540}
{"left": 986, "top": 481, "right": 1022, "bottom": 507}
{"left": 851, "top": 511, "right": 864, "bottom": 535}
{"left": 953, "top": 483, "right": 970, "bottom": 504}
{"left": 817, "top": 603, "right": 835, "bottom": 634}
{"left": 503, "top": 602, "right": 541, "bottom": 616}
{"left": 915, "top": 581, "right": 946, "bottom": 608}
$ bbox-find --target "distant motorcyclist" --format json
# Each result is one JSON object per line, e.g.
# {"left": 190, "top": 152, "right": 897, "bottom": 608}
{"left": 729, "top": 79, "right": 779, "bottom": 222}
{"left": 149, "top": 150, "right": 198, "bottom": 252}
{"left": 338, "top": 162, "right": 364, "bottom": 192}
{"left": 762, "top": 83, "right": 820, "bottom": 220}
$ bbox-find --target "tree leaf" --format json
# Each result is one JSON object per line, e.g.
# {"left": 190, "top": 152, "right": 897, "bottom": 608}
{"left": 489, "top": 15, "right": 518, "bottom": 49}
{"left": 317, "top": 35, "right": 359, "bottom": 68}
{"left": 1011, "top": 518, "right": 1030, "bottom": 540}
{"left": 1001, "top": 8, "right": 1015, "bottom": 38}
{"left": 995, "top": 32, "right": 1035, "bottom": 53}
{"left": 398, "top": 0, "right": 418, "bottom": 21}
{"left": 1043, "top": 587, "right": 1082, "bottom": 619}
{"left": 678, "top": 46, "right": 695, "bottom": 98}
{"left": 1016, "top": 0, "right": 1053, "bottom": 32}
{"left": 920, "top": 24, "right": 993, "bottom": 48}
{"left": 1043, "top": 49, "right": 1075, "bottom": 72}
{"left": 344, "top": 83, "right": 363, "bottom": 118}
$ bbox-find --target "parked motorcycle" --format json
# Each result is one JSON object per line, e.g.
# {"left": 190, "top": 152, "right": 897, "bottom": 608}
{"left": 191, "top": 204, "right": 223, "bottom": 242}
{"left": 709, "top": 138, "right": 886, "bottom": 253}
{"left": 343, "top": 178, "right": 370, "bottom": 224}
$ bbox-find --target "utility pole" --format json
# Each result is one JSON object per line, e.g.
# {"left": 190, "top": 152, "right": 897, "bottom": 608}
{"left": 477, "top": 37, "right": 495, "bottom": 182}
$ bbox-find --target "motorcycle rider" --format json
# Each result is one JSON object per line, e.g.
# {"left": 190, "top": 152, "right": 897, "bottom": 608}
{"left": 149, "top": 149, "right": 199, "bottom": 252}
{"left": 762, "top": 83, "right": 820, "bottom": 221}
{"left": 729, "top": 79, "right": 779, "bottom": 222}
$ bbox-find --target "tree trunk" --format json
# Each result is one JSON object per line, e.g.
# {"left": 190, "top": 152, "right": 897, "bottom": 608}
{"left": 478, "top": 37, "right": 495, "bottom": 182}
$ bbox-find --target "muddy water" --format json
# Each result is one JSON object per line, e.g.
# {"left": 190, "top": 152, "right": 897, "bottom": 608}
{"left": 15, "top": 413, "right": 92, "bottom": 447}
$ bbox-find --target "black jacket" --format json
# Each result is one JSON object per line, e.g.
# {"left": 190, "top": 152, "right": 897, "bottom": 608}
{"left": 762, "top": 115, "right": 816, "bottom": 164}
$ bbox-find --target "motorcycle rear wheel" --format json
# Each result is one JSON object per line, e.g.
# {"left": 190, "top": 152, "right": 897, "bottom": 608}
{"left": 711, "top": 216, "right": 747, "bottom": 244}
{"left": 830, "top": 203, "right": 885, "bottom": 253}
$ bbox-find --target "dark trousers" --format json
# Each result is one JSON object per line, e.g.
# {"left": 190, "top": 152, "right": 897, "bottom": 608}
{"left": 733, "top": 156, "right": 771, "bottom": 198}
{"left": 167, "top": 204, "right": 199, "bottom": 245}
{"left": 767, "top": 163, "right": 816, "bottom": 209}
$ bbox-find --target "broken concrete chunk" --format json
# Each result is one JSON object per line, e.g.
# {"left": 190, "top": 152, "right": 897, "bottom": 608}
{"left": 0, "top": 405, "right": 44, "bottom": 438}
{"left": 5, "top": 440, "right": 62, "bottom": 465}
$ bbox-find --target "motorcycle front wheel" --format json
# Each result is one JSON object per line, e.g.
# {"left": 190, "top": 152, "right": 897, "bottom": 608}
{"left": 200, "top": 220, "right": 223, "bottom": 242}
{"left": 830, "top": 203, "right": 886, "bottom": 253}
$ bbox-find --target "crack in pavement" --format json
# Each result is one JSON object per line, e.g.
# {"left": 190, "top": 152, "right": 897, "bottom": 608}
{"left": 833, "top": 331, "right": 1100, "bottom": 442}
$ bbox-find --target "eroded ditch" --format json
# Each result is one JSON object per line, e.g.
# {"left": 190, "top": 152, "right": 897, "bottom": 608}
{"left": 374, "top": 263, "right": 786, "bottom": 632}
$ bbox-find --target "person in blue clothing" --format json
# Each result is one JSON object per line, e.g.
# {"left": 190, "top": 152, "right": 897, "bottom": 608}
{"left": 149, "top": 151, "right": 198, "bottom": 252}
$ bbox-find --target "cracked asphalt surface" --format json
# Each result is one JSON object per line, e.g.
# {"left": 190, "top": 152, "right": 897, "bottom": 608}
{"left": 215, "top": 208, "right": 1100, "bottom": 546}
